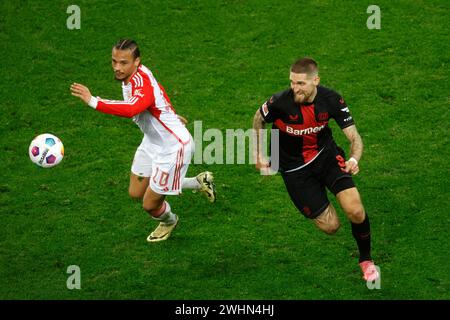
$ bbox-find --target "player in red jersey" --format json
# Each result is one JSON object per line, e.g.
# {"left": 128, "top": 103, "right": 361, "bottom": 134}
{"left": 253, "top": 57, "right": 378, "bottom": 282}
{"left": 71, "top": 39, "right": 216, "bottom": 242}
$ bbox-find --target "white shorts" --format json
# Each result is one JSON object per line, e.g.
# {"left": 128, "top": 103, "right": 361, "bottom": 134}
{"left": 131, "top": 135, "right": 194, "bottom": 195}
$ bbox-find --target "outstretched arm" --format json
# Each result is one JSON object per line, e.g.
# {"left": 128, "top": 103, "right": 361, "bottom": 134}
{"left": 70, "top": 83, "right": 93, "bottom": 105}
{"left": 342, "top": 124, "right": 363, "bottom": 175}
{"left": 70, "top": 82, "right": 154, "bottom": 118}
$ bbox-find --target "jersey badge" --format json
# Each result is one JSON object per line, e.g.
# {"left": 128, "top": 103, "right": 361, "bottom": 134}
{"left": 134, "top": 88, "right": 144, "bottom": 98}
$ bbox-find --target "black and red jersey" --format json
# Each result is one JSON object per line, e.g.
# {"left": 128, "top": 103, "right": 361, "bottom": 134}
{"left": 259, "top": 85, "right": 354, "bottom": 172}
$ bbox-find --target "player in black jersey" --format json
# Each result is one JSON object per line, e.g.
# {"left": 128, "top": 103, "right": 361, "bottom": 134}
{"left": 253, "top": 57, "right": 379, "bottom": 282}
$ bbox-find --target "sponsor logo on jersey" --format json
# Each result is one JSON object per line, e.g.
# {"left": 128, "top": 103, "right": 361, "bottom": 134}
{"left": 289, "top": 114, "right": 299, "bottom": 121}
{"left": 286, "top": 124, "right": 325, "bottom": 136}
{"left": 318, "top": 112, "right": 329, "bottom": 121}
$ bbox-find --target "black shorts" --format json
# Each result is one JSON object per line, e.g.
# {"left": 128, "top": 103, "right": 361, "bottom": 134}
{"left": 280, "top": 144, "right": 355, "bottom": 219}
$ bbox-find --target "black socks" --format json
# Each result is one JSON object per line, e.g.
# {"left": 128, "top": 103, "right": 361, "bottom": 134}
{"left": 351, "top": 213, "right": 372, "bottom": 263}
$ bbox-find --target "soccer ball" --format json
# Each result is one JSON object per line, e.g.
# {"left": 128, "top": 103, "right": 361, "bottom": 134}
{"left": 29, "top": 133, "right": 64, "bottom": 168}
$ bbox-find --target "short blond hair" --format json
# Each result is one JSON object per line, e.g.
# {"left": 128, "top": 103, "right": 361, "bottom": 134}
{"left": 291, "top": 57, "right": 318, "bottom": 75}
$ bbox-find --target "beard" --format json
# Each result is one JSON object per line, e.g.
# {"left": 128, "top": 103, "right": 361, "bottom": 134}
{"left": 293, "top": 87, "right": 317, "bottom": 104}
{"left": 294, "top": 92, "right": 309, "bottom": 104}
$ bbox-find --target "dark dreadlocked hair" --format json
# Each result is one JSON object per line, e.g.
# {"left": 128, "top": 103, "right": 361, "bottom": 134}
{"left": 113, "top": 39, "right": 140, "bottom": 60}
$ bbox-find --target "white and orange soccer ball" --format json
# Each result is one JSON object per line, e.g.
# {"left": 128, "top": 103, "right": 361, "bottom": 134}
{"left": 28, "top": 133, "right": 64, "bottom": 168}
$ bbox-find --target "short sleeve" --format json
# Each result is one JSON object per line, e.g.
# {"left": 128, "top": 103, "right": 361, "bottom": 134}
{"left": 259, "top": 95, "right": 279, "bottom": 123}
{"left": 329, "top": 94, "right": 355, "bottom": 129}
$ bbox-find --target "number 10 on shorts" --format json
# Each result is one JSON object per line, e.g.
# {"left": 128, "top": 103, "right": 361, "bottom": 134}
{"left": 152, "top": 167, "right": 169, "bottom": 188}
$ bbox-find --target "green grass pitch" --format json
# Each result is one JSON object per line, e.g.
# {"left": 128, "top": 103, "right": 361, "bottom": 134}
{"left": 0, "top": 0, "right": 448, "bottom": 300}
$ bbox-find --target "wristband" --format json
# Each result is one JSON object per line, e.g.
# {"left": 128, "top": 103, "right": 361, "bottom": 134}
{"left": 348, "top": 157, "right": 358, "bottom": 165}
{"left": 88, "top": 96, "right": 98, "bottom": 109}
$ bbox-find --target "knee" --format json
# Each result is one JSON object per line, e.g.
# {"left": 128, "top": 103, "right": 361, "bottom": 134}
{"left": 314, "top": 205, "right": 341, "bottom": 235}
{"left": 322, "top": 221, "right": 341, "bottom": 235}
{"left": 347, "top": 207, "right": 365, "bottom": 224}
{"left": 129, "top": 188, "right": 144, "bottom": 200}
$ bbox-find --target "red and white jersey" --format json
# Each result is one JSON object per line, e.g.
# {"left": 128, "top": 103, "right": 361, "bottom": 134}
{"left": 95, "top": 64, "right": 191, "bottom": 150}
